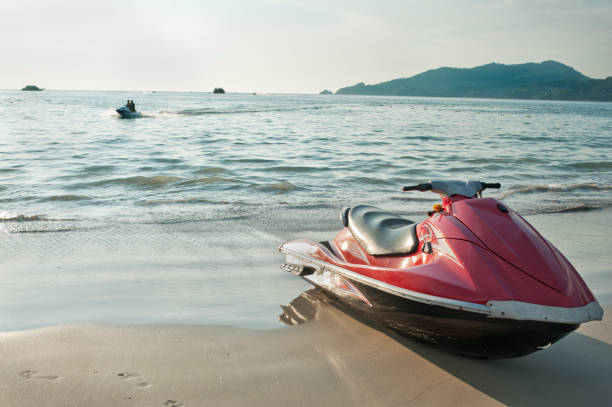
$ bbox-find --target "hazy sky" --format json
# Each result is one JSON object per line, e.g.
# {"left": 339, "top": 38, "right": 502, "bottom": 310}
{"left": 1, "top": 0, "right": 611, "bottom": 93}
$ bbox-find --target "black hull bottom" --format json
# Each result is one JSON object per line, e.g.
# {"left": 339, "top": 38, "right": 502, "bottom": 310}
{"left": 313, "top": 278, "right": 579, "bottom": 359}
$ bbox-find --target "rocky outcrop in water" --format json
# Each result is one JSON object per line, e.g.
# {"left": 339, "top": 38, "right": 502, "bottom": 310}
{"left": 213, "top": 88, "right": 225, "bottom": 94}
{"left": 22, "top": 85, "right": 43, "bottom": 91}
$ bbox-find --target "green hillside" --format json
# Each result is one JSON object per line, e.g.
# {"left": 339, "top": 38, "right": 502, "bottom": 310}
{"left": 335, "top": 61, "right": 610, "bottom": 101}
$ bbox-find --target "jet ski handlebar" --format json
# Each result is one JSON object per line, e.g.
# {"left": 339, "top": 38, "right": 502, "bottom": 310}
{"left": 403, "top": 183, "right": 433, "bottom": 192}
{"left": 403, "top": 181, "right": 501, "bottom": 196}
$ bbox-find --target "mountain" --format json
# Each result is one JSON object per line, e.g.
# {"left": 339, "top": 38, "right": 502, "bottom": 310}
{"left": 335, "top": 61, "right": 610, "bottom": 101}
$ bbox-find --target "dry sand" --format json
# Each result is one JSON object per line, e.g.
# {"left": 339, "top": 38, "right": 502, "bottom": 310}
{"left": 1, "top": 299, "right": 610, "bottom": 407}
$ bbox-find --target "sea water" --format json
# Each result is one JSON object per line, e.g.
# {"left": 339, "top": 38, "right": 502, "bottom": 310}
{"left": 1, "top": 90, "right": 611, "bottom": 331}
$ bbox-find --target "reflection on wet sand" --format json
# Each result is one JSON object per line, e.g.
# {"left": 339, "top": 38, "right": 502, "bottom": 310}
{"left": 280, "top": 290, "right": 612, "bottom": 406}
{"left": 279, "top": 288, "right": 331, "bottom": 325}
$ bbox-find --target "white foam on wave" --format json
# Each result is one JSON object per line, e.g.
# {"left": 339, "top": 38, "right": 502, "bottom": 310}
{"left": 0, "top": 212, "right": 47, "bottom": 222}
{"left": 499, "top": 183, "right": 612, "bottom": 200}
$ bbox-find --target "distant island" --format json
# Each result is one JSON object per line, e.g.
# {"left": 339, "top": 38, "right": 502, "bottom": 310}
{"left": 335, "top": 61, "right": 611, "bottom": 102}
{"left": 22, "top": 85, "right": 43, "bottom": 91}
{"left": 213, "top": 88, "right": 225, "bottom": 94}
{"left": 319, "top": 89, "right": 333, "bottom": 95}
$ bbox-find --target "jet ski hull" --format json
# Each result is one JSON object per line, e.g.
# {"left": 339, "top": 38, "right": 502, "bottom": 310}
{"left": 280, "top": 237, "right": 600, "bottom": 359}
{"left": 318, "top": 274, "right": 577, "bottom": 358}
{"left": 116, "top": 106, "right": 142, "bottom": 118}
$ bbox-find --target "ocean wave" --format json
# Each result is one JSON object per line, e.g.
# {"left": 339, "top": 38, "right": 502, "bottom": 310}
{"left": 12, "top": 228, "right": 76, "bottom": 234}
{"left": 177, "top": 176, "right": 244, "bottom": 186}
{"left": 282, "top": 203, "right": 336, "bottom": 210}
{"left": 145, "top": 214, "right": 253, "bottom": 225}
{"left": 0, "top": 214, "right": 48, "bottom": 222}
{"left": 81, "top": 165, "right": 116, "bottom": 174}
{"left": 389, "top": 196, "right": 439, "bottom": 202}
{"left": 194, "top": 167, "right": 227, "bottom": 175}
{"left": 137, "top": 198, "right": 223, "bottom": 206}
{"left": 150, "top": 158, "right": 183, "bottom": 164}
{"left": 264, "top": 166, "right": 323, "bottom": 173}
{"left": 543, "top": 204, "right": 604, "bottom": 213}
{"left": 72, "top": 175, "right": 183, "bottom": 189}
{"left": 222, "top": 158, "right": 276, "bottom": 164}
{"left": 43, "top": 195, "right": 89, "bottom": 202}
{"left": 567, "top": 161, "right": 612, "bottom": 170}
{"left": 170, "top": 105, "right": 327, "bottom": 116}
{"left": 521, "top": 204, "right": 608, "bottom": 216}
{"left": 56, "top": 165, "right": 118, "bottom": 180}
{"left": 464, "top": 157, "right": 545, "bottom": 165}
{"left": 345, "top": 177, "right": 395, "bottom": 186}
{"left": 498, "top": 183, "right": 612, "bottom": 199}
{"left": 256, "top": 182, "right": 298, "bottom": 192}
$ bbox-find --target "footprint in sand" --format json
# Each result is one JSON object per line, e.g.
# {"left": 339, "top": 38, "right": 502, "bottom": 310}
{"left": 19, "top": 370, "right": 60, "bottom": 381}
{"left": 162, "top": 400, "right": 183, "bottom": 407}
{"left": 117, "top": 371, "right": 151, "bottom": 388}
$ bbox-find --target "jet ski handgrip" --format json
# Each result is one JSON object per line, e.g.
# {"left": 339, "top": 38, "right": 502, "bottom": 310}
{"left": 403, "top": 183, "right": 433, "bottom": 192}
{"left": 482, "top": 182, "right": 501, "bottom": 190}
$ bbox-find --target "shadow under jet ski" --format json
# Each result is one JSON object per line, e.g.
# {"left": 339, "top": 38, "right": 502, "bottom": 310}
{"left": 279, "top": 289, "right": 612, "bottom": 406}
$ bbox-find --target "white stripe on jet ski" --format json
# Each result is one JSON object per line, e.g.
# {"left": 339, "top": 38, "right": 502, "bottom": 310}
{"left": 280, "top": 246, "right": 603, "bottom": 324}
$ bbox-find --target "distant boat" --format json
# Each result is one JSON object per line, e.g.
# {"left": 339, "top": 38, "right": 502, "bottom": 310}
{"left": 22, "top": 85, "right": 43, "bottom": 91}
{"left": 213, "top": 88, "right": 225, "bottom": 94}
{"left": 116, "top": 105, "right": 142, "bottom": 118}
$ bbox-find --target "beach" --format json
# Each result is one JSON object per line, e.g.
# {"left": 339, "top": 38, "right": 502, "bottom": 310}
{"left": 1, "top": 209, "right": 611, "bottom": 407}
{"left": 1, "top": 304, "right": 610, "bottom": 407}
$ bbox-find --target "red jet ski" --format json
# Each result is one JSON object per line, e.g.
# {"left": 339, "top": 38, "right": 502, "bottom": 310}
{"left": 279, "top": 180, "right": 603, "bottom": 358}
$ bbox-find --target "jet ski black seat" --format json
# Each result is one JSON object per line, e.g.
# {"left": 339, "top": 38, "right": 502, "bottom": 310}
{"left": 341, "top": 205, "right": 418, "bottom": 256}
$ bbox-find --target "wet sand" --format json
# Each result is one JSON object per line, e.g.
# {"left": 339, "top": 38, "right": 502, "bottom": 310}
{"left": 1, "top": 300, "right": 610, "bottom": 407}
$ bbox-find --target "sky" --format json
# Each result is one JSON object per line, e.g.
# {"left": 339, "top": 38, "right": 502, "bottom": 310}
{"left": 1, "top": 0, "right": 611, "bottom": 93}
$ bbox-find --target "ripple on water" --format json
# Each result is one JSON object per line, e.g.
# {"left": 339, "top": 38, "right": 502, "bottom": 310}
{"left": 80, "top": 165, "right": 117, "bottom": 174}
{"left": 0, "top": 168, "right": 19, "bottom": 173}
{"left": 177, "top": 177, "right": 244, "bottom": 186}
{"left": 70, "top": 175, "right": 184, "bottom": 189}
{"left": 137, "top": 198, "right": 226, "bottom": 206}
{"left": 264, "top": 166, "right": 326, "bottom": 174}
{"left": 194, "top": 167, "right": 228, "bottom": 175}
{"left": 43, "top": 195, "right": 90, "bottom": 202}
{"left": 255, "top": 182, "right": 299, "bottom": 192}
{"left": 222, "top": 158, "right": 277, "bottom": 164}
{"left": 149, "top": 158, "right": 183, "bottom": 164}
{"left": 567, "top": 161, "right": 612, "bottom": 171}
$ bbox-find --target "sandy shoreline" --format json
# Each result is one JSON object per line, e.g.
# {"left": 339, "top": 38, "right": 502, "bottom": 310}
{"left": 2, "top": 299, "right": 610, "bottom": 407}
{"left": 1, "top": 211, "right": 611, "bottom": 406}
